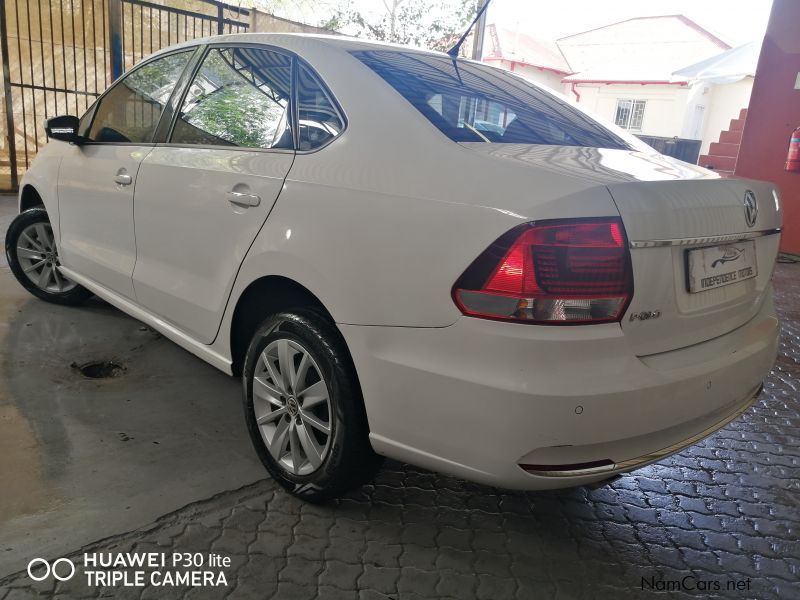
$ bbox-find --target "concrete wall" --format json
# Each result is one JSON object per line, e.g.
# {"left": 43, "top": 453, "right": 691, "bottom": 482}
{"left": 698, "top": 78, "right": 753, "bottom": 155}
{"left": 573, "top": 83, "right": 690, "bottom": 137}
{"left": 735, "top": 0, "right": 800, "bottom": 254}
{"left": 249, "top": 10, "right": 333, "bottom": 35}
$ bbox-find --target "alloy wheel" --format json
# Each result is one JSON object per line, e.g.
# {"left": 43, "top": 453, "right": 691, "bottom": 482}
{"left": 16, "top": 222, "right": 76, "bottom": 293}
{"left": 253, "top": 338, "right": 333, "bottom": 476}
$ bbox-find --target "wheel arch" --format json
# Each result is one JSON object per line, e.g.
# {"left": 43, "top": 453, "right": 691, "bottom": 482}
{"left": 19, "top": 184, "right": 44, "bottom": 212}
{"left": 229, "top": 275, "right": 337, "bottom": 376}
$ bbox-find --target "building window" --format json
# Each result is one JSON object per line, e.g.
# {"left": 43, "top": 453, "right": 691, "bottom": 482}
{"left": 614, "top": 99, "right": 646, "bottom": 131}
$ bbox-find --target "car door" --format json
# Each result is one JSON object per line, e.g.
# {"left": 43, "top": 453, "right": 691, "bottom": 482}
{"left": 58, "top": 49, "right": 196, "bottom": 299}
{"left": 131, "top": 45, "right": 296, "bottom": 344}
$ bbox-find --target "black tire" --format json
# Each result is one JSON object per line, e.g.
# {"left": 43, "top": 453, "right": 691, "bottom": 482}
{"left": 5, "top": 207, "right": 93, "bottom": 306}
{"left": 242, "top": 310, "right": 382, "bottom": 502}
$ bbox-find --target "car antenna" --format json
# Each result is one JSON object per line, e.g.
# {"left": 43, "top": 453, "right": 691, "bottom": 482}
{"left": 447, "top": 0, "right": 493, "bottom": 58}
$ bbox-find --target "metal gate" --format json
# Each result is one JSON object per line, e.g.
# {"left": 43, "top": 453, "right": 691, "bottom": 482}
{"left": 0, "top": 0, "right": 249, "bottom": 191}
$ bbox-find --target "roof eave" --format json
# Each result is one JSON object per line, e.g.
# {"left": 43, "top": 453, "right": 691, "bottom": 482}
{"left": 483, "top": 56, "right": 571, "bottom": 76}
{"left": 563, "top": 79, "right": 689, "bottom": 85}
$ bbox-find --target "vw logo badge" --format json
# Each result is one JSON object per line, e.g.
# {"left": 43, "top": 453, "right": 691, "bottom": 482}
{"left": 743, "top": 190, "right": 758, "bottom": 228}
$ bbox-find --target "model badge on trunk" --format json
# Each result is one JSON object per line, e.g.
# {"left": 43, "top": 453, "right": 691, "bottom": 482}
{"left": 629, "top": 310, "right": 661, "bottom": 322}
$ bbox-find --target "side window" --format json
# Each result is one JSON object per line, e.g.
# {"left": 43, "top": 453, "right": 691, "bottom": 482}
{"left": 171, "top": 47, "right": 292, "bottom": 149}
{"left": 86, "top": 51, "right": 193, "bottom": 143}
{"left": 78, "top": 101, "right": 98, "bottom": 137}
{"left": 297, "top": 63, "right": 344, "bottom": 151}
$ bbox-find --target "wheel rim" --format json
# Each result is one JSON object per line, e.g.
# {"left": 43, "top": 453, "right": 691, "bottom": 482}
{"left": 16, "top": 222, "right": 76, "bottom": 293}
{"left": 253, "top": 338, "right": 333, "bottom": 476}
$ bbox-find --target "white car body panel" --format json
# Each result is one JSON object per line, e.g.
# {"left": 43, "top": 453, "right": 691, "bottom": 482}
{"left": 17, "top": 33, "right": 781, "bottom": 490}
{"left": 341, "top": 292, "right": 777, "bottom": 489}
{"left": 132, "top": 147, "right": 294, "bottom": 343}
{"left": 58, "top": 144, "right": 148, "bottom": 300}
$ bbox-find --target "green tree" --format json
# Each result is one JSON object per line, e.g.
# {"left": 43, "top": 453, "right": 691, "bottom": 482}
{"left": 322, "top": 0, "right": 477, "bottom": 53}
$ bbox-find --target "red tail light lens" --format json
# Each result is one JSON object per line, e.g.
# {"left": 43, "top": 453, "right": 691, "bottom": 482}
{"left": 453, "top": 218, "right": 632, "bottom": 324}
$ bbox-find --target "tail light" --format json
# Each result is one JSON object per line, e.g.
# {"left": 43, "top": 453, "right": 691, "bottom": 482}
{"left": 453, "top": 218, "right": 632, "bottom": 324}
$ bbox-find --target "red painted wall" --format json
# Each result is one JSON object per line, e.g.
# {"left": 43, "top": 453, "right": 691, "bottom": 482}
{"left": 735, "top": 0, "right": 800, "bottom": 254}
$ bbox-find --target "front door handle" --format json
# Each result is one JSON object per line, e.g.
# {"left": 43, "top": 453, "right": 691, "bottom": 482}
{"left": 226, "top": 190, "right": 261, "bottom": 207}
{"left": 114, "top": 172, "right": 132, "bottom": 186}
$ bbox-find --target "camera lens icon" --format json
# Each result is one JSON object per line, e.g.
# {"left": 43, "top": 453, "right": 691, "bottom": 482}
{"left": 27, "top": 557, "right": 76, "bottom": 581}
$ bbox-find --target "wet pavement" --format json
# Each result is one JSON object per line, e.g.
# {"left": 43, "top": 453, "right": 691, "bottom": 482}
{"left": 1, "top": 195, "right": 799, "bottom": 598}
{"left": 0, "top": 197, "right": 265, "bottom": 578}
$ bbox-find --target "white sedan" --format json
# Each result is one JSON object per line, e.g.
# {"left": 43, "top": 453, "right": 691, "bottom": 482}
{"left": 5, "top": 34, "right": 781, "bottom": 501}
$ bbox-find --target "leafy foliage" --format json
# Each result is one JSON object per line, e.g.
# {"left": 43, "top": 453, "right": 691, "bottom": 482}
{"left": 179, "top": 49, "right": 288, "bottom": 148}
{"left": 321, "top": 0, "right": 478, "bottom": 53}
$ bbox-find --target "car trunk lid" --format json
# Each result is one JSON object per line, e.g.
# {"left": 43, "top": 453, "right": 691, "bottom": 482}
{"left": 460, "top": 144, "right": 782, "bottom": 355}
{"left": 608, "top": 177, "right": 781, "bottom": 355}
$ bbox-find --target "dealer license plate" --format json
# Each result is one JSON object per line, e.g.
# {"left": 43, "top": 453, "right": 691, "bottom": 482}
{"left": 686, "top": 240, "right": 758, "bottom": 293}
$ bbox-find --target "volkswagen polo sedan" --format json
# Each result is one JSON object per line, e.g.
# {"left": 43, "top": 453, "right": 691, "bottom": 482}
{"left": 5, "top": 34, "right": 781, "bottom": 501}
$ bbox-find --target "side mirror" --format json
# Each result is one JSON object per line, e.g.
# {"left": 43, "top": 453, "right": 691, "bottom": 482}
{"left": 45, "top": 115, "right": 82, "bottom": 144}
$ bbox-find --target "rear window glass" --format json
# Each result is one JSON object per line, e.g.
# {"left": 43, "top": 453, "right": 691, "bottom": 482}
{"left": 352, "top": 50, "right": 629, "bottom": 150}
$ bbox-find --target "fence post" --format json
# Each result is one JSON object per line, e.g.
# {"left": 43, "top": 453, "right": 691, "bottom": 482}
{"left": 0, "top": 0, "right": 18, "bottom": 190}
{"left": 217, "top": 4, "right": 224, "bottom": 35}
{"left": 108, "top": 0, "right": 124, "bottom": 80}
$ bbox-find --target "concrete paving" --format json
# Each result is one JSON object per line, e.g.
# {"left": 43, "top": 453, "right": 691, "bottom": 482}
{"left": 0, "top": 196, "right": 265, "bottom": 578}
{"left": 1, "top": 194, "right": 799, "bottom": 598}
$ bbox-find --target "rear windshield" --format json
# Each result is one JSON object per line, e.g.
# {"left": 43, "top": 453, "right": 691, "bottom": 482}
{"left": 352, "top": 50, "right": 629, "bottom": 150}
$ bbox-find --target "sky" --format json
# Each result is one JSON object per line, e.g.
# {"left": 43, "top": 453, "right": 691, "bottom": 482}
{"left": 488, "top": 0, "right": 773, "bottom": 46}
{"left": 264, "top": 0, "right": 774, "bottom": 47}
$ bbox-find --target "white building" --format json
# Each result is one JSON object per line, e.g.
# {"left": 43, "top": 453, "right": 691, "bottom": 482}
{"left": 482, "top": 15, "right": 757, "bottom": 172}
{"left": 482, "top": 24, "right": 571, "bottom": 93}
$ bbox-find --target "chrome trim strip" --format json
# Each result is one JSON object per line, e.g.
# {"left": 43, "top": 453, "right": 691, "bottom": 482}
{"left": 526, "top": 384, "right": 762, "bottom": 478}
{"left": 630, "top": 228, "right": 781, "bottom": 249}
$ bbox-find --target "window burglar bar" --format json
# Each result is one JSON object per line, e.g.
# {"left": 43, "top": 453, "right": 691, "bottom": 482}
{"left": 614, "top": 99, "right": 646, "bottom": 131}
{"left": 0, "top": 0, "right": 249, "bottom": 192}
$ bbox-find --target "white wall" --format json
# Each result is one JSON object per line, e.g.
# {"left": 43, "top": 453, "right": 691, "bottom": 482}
{"left": 698, "top": 77, "right": 754, "bottom": 155}
{"left": 482, "top": 61, "right": 752, "bottom": 159}
{"left": 487, "top": 59, "right": 568, "bottom": 95}
{"left": 573, "top": 83, "right": 691, "bottom": 138}
{"left": 509, "top": 63, "right": 568, "bottom": 94}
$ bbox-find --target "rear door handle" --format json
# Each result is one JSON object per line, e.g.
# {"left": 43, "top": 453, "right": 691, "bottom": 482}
{"left": 226, "top": 190, "right": 261, "bottom": 207}
{"left": 114, "top": 173, "right": 132, "bottom": 186}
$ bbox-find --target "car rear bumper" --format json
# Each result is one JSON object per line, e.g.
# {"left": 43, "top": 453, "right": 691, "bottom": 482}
{"left": 339, "top": 288, "right": 779, "bottom": 490}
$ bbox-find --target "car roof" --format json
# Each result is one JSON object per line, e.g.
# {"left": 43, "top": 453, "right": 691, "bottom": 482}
{"left": 149, "top": 32, "right": 462, "bottom": 62}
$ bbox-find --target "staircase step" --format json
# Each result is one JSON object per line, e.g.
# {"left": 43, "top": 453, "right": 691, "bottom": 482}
{"left": 709, "top": 142, "right": 740, "bottom": 158}
{"left": 729, "top": 118, "right": 745, "bottom": 131}
{"left": 739, "top": 108, "right": 748, "bottom": 121}
{"left": 720, "top": 129, "right": 743, "bottom": 144}
{"left": 698, "top": 154, "right": 737, "bottom": 171}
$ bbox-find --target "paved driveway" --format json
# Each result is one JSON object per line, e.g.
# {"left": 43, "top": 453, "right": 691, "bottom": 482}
{"left": 1, "top": 191, "right": 798, "bottom": 598}
{"left": 0, "top": 197, "right": 265, "bottom": 578}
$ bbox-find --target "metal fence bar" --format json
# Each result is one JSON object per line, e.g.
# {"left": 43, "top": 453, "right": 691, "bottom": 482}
{"left": 11, "top": 82, "right": 100, "bottom": 96}
{"left": 25, "top": 1, "right": 39, "bottom": 155}
{"left": 14, "top": 0, "right": 30, "bottom": 168}
{"left": 108, "top": 0, "right": 122, "bottom": 80}
{"left": 59, "top": 0, "right": 68, "bottom": 113}
{"left": 0, "top": 0, "right": 249, "bottom": 191}
{"left": 0, "top": 0, "right": 18, "bottom": 189}
{"left": 47, "top": 0, "right": 57, "bottom": 116}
